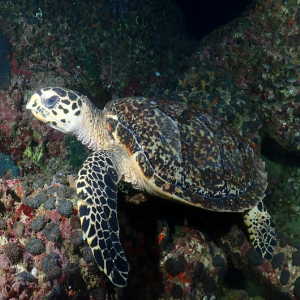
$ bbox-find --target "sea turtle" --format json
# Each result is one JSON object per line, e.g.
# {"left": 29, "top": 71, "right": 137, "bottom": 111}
{"left": 26, "top": 87, "right": 276, "bottom": 287}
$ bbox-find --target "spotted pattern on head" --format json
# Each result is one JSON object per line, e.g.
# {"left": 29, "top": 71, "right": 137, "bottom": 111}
{"left": 26, "top": 87, "right": 83, "bottom": 132}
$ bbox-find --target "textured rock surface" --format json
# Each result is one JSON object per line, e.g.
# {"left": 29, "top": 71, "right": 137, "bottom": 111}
{"left": 0, "top": 32, "right": 10, "bottom": 90}
{"left": 0, "top": 0, "right": 300, "bottom": 299}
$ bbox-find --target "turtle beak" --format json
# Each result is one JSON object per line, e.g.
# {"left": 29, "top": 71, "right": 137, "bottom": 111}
{"left": 26, "top": 93, "right": 39, "bottom": 113}
{"left": 26, "top": 93, "right": 38, "bottom": 108}
{"left": 31, "top": 109, "right": 47, "bottom": 122}
{"left": 26, "top": 93, "right": 49, "bottom": 122}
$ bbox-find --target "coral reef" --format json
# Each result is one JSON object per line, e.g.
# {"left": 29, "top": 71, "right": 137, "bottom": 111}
{"left": 219, "top": 224, "right": 300, "bottom": 299}
{"left": 160, "top": 228, "right": 226, "bottom": 299}
{"left": 170, "top": 0, "right": 300, "bottom": 153}
{"left": 0, "top": 174, "right": 110, "bottom": 299}
{"left": 0, "top": 0, "right": 300, "bottom": 299}
{"left": 0, "top": 0, "right": 195, "bottom": 174}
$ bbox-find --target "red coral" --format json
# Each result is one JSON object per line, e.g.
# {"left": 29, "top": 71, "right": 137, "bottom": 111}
{"left": 45, "top": 209, "right": 62, "bottom": 225}
{"left": 60, "top": 218, "right": 73, "bottom": 239}
{"left": 16, "top": 203, "right": 34, "bottom": 219}
{"left": 10, "top": 57, "right": 32, "bottom": 77}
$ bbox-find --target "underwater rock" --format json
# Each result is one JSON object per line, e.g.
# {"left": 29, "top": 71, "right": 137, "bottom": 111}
{"left": 3, "top": 243, "right": 23, "bottom": 265}
{"left": 90, "top": 287, "right": 105, "bottom": 300}
{"left": 30, "top": 215, "right": 46, "bottom": 233}
{"left": 159, "top": 227, "right": 227, "bottom": 298}
{"left": 47, "top": 285, "right": 62, "bottom": 300}
{"left": 213, "top": 254, "right": 225, "bottom": 267}
{"left": 42, "top": 252, "right": 63, "bottom": 281}
{"left": 25, "top": 238, "right": 45, "bottom": 255}
{"left": 164, "top": 257, "right": 187, "bottom": 277}
{"left": 69, "top": 230, "right": 83, "bottom": 246}
{"left": 57, "top": 199, "right": 73, "bottom": 217}
{"left": 44, "top": 196, "right": 56, "bottom": 210}
{"left": 0, "top": 32, "right": 10, "bottom": 90}
{"left": 16, "top": 271, "right": 36, "bottom": 283}
{"left": 294, "top": 277, "right": 300, "bottom": 300}
{"left": 246, "top": 248, "right": 264, "bottom": 266}
{"left": 280, "top": 270, "right": 290, "bottom": 286}
{"left": 64, "top": 262, "right": 80, "bottom": 279}
{"left": 44, "top": 223, "right": 61, "bottom": 242}
{"left": 271, "top": 252, "right": 285, "bottom": 269}
{"left": 220, "top": 224, "right": 300, "bottom": 299}
{"left": 170, "top": 284, "right": 183, "bottom": 299}
{"left": 292, "top": 251, "right": 300, "bottom": 266}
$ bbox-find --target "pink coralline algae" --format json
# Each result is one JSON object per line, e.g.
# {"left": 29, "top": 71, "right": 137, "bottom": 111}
{"left": 10, "top": 57, "right": 32, "bottom": 78}
{"left": 0, "top": 175, "right": 111, "bottom": 299}
{"left": 220, "top": 225, "right": 300, "bottom": 299}
{"left": 159, "top": 227, "right": 226, "bottom": 299}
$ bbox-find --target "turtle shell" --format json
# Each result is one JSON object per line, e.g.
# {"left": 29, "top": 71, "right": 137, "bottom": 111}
{"left": 105, "top": 97, "right": 267, "bottom": 213}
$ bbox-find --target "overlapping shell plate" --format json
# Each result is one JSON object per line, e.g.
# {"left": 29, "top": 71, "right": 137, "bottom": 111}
{"left": 105, "top": 97, "right": 267, "bottom": 212}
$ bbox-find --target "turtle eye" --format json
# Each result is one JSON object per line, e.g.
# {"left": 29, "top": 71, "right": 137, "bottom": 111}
{"left": 45, "top": 96, "right": 59, "bottom": 108}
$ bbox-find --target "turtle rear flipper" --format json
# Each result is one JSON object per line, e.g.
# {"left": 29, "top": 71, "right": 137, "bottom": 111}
{"left": 77, "top": 151, "right": 129, "bottom": 287}
{"left": 243, "top": 200, "right": 276, "bottom": 259}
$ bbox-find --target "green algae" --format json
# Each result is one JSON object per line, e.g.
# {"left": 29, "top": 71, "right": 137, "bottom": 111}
{"left": 23, "top": 144, "right": 44, "bottom": 165}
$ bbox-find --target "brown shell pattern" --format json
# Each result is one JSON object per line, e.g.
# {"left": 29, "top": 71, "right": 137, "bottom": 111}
{"left": 105, "top": 97, "right": 267, "bottom": 212}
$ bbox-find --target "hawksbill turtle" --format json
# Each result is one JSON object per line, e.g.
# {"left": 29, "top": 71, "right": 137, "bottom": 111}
{"left": 26, "top": 87, "right": 276, "bottom": 287}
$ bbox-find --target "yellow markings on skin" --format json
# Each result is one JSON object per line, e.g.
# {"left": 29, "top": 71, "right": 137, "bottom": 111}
{"left": 106, "top": 114, "right": 118, "bottom": 120}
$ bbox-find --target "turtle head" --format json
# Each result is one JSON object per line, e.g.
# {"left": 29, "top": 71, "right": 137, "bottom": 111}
{"left": 26, "top": 87, "right": 87, "bottom": 134}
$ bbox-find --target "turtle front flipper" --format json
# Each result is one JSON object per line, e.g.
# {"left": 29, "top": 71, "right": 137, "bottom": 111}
{"left": 243, "top": 200, "right": 276, "bottom": 259}
{"left": 76, "top": 151, "right": 129, "bottom": 287}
